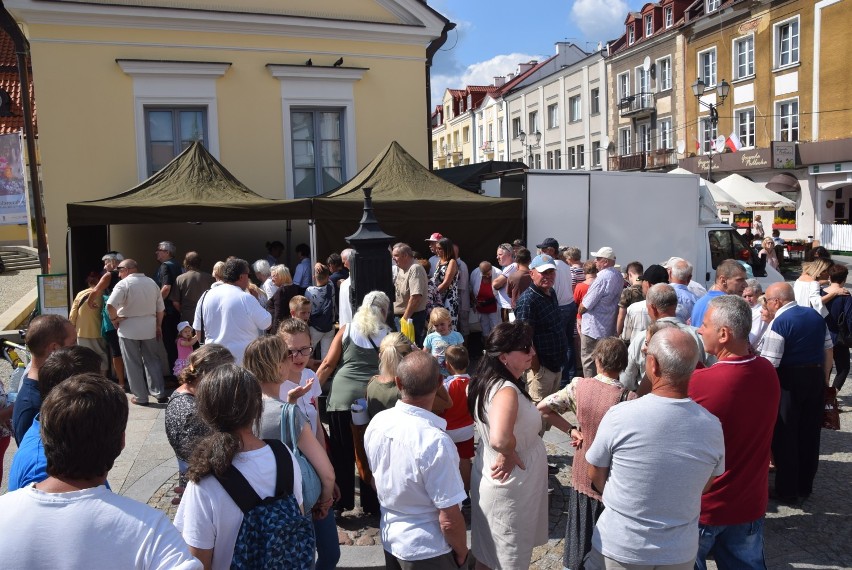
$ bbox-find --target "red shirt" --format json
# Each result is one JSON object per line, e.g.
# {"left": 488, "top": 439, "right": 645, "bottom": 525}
{"left": 441, "top": 374, "right": 474, "bottom": 433}
{"left": 689, "top": 355, "right": 780, "bottom": 525}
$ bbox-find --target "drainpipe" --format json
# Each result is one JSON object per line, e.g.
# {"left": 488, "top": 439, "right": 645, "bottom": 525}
{"left": 0, "top": 4, "right": 48, "bottom": 273}
{"left": 426, "top": 19, "right": 456, "bottom": 171}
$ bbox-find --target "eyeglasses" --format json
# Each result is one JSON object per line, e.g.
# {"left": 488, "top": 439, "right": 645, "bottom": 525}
{"left": 764, "top": 297, "right": 781, "bottom": 303}
{"left": 287, "top": 347, "right": 313, "bottom": 358}
{"left": 510, "top": 344, "right": 533, "bottom": 354}
{"left": 156, "top": 249, "right": 169, "bottom": 253}
{"left": 117, "top": 266, "right": 129, "bottom": 271}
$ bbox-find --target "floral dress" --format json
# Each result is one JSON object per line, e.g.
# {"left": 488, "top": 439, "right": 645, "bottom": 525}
{"left": 433, "top": 261, "right": 459, "bottom": 329}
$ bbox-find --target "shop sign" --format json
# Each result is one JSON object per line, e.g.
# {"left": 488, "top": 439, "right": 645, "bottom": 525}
{"left": 773, "top": 141, "right": 796, "bottom": 169}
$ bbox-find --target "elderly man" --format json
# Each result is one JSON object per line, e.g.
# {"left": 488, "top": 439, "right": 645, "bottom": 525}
{"left": 365, "top": 352, "right": 469, "bottom": 570}
{"left": 11, "top": 314, "right": 77, "bottom": 444}
{"left": 585, "top": 328, "right": 725, "bottom": 570}
{"left": 578, "top": 246, "right": 623, "bottom": 377}
{"left": 155, "top": 241, "right": 182, "bottom": 373}
{"left": 667, "top": 257, "right": 699, "bottom": 323}
{"left": 492, "top": 243, "right": 517, "bottom": 323}
{"left": 621, "top": 283, "right": 706, "bottom": 392}
{"left": 515, "top": 254, "right": 565, "bottom": 403}
{"left": 392, "top": 243, "right": 429, "bottom": 346}
{"left": 169, "top": 251, "right": 215, "bottom": 324}
{"left": 691, "top": 296, "right": 780, "bottom": 569}
{"left": 453, "top": 244, "right": 471, "bottom": 338}
{"left": 193, "top": 258, "right": 271, "bottom": 365}
{"left": 0, "top": 374, "right": 201, "bottom": 569}
{"left": 536, "top": 237, "right": 578, "bottom": 383}
{"left": 621, "top": 264, "right": 668, "bottom": 344}
{"left": 338, "top": 248, "right": 355, "bottom": 325}
{"left": 424, "top": 232, "right": 442, "bottom": 279}
{"left": 107, "top": 259, "right": 167, "bottom": 405}
{"left": 690, "top": 259, "right": 747, "bottom": 328}
{"left": 761, "top": 282, "right": 833, "bottom": 505}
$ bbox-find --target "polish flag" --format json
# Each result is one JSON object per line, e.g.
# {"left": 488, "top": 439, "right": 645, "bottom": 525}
{"left": 725, "top": 132, "right": 743, "bottom": 153}
{"left": 695, "top": 139, "right": 701, "bottom": 152}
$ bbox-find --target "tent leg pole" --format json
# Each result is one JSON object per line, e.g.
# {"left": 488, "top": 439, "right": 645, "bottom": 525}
{"left": 285, "top": 220, "right": 292, "bottom": 268}
{"left": 308, "top": 219, "right": 317, "bottom": 268}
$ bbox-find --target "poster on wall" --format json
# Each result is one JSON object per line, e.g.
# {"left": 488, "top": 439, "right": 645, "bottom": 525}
{"left": 0, "top": 132, "right": 27, "bottom": 225}
{"left": 37, "top": 274, "right": 68, "bottom": 318}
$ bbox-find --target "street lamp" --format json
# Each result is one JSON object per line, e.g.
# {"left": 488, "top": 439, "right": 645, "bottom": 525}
{"left": 692, "top": 77, "right": 730, "bottom": 181}
{"left": 518, "top": 130, "right": 542, "bottom": 168}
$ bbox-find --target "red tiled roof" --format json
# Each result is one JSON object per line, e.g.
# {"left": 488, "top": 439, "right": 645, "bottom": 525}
{"left": 0, "top": 29, "right": 36, "bottom": 136}
{"left": 494, "top": 56, "right": 554, "bottom": 97}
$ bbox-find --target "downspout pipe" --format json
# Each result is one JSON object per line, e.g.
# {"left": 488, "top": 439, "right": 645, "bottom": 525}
{"left": 0, "top": 3, "right": 48, "bottom": 273}
{"left": 426, "top": 18, "right": 455, "bottom": 171}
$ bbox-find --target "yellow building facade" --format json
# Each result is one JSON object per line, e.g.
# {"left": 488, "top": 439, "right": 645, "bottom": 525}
{"left": 6, "top": 0, "right": 449, "bottom": 272}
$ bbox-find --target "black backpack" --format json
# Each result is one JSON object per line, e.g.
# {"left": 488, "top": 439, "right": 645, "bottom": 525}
{"left": 309, "top": 283, "right": 335, "bottom": 333}
{"left": 214, "top": 439, "right": 315, "bottom": 569}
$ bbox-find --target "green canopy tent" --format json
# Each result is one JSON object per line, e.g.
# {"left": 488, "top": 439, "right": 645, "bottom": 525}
{"left": 66, "top": 142, "right": 311, "bottom": 295}
{"left": 311, "top": 141, "right": 523, "bottom": 266}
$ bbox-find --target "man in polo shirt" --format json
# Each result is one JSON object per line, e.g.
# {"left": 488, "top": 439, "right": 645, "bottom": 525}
{"left": 365, "top": 351, "right": 469, "bottom": 570}
{"left": 392, "top": 242, "right": 429, "bottom": 347}
{"left": 666, "top": 257, "right": 699, "bottom": 323}
{"left": 535, "top": 237, "right": 578, "bottom": 384}
{"left": 154, "top": 241, "right": 182, "bottom": 375}
{"left": 107, "top": 259, "right": 167, "bottom": 405}
{"left": 578, "top": 246, "right": 623, "bottom": 377}
{"left": 690, "top": 295, "right": 780, "bottom": 569}
{"left": 515, "top": 254, "right": 565, "bottom": 404}
{"left": 621, "top": 264, "right": 669, "bottom": 345}
{"left": 761, "top": 282, "right": 833, "bottom": 505}
{"left": 492, "top": 243, "right": 517, "bottom": 322}
{"left": 690, "top": 259, "right": 747, "bottom": 328}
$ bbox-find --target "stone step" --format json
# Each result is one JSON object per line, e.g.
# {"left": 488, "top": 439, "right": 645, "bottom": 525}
{"left": 0, "top": 247, "right": 40, "bottom": 271}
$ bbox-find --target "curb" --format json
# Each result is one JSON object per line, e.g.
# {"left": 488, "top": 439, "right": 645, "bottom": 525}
{"left": 0, "top": 287, "right": 37, "bottom": 331}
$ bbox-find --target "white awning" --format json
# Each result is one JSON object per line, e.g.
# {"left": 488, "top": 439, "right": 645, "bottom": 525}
{"left": 668, "top": 168, "right": 744, "bottom": 213}
{"left": 716, "top": 173, "right": 796, "bottom": 209}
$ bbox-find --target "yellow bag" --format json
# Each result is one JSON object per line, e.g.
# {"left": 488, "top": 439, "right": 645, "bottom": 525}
{"left": 400, "top": 318, "right": 415, "bottom": 344}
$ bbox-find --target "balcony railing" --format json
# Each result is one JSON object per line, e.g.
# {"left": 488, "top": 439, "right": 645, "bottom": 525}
{"left": 608, "top": 148, "right": 677, "bottom": 171}
{"left": 618, "top": 92, "right": 656, "bottom": 118}
{"left": 481, "top": 141, "right": 494, "bottom": 153}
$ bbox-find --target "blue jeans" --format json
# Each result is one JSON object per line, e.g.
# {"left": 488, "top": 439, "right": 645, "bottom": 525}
{"left": 695, "top": 517, "right": 767, "bottom": 570}
{"left": 560, "top": 303, "right": 578, "bottom": 386}
{"left": 313, "top": 508, "right": 340, "bottom": 570}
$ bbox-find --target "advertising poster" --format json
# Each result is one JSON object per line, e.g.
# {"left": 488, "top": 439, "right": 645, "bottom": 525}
{"left": 37, "top": 274, "right": 69, "bottom": 318}
{"left": 0, "top": 132, "right": 27, "bottom": 225}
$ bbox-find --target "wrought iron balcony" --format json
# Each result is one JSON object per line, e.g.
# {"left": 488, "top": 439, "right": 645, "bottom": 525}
{"left": 608, "top": 148, "right": 677, "bottom": 171}
{"left": 618, "top": 92, "right": 656, "bottom": 118}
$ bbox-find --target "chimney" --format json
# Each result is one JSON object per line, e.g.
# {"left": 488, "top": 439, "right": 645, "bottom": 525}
{"left": 555, "top": 41, "right": 572, "bottom": 55}
{"left": 506, "top": 72, "right": 515, "bottom": 81}
{"left": 493, "top": 76, "right": 506, "bottom": 87}
{"left": 517, "top": 61, "right": 536, "bottom": 74}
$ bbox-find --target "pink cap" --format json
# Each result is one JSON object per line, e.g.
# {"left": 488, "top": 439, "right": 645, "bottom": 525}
{"left": 425, "top": 232, "right": 443, "bottom": 242}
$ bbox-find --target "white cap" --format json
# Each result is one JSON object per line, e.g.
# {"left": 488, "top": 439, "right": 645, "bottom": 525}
{"left": 590, "top": 246, "right": 616, "bottom": 260}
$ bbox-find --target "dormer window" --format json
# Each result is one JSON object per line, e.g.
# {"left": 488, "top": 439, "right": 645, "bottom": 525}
{"left": 707, "top": 0, "right": 721, "bottom": 12}
{"left": 645, "top": 15, "right": 653, "bottom": 37}
{"left": 665, "top": 6, "right": 673, "bottom": 28}
{"left": 628, "top": 24, "right": 635, "bottom": 45}
{"left": 467, "top": 94, "right": 472, "bottom": 110}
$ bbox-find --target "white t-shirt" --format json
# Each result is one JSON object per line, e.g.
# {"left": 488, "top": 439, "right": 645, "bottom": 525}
{"left": 174, "top": 445, "right": 303, "bottom": 570}
{"left": 338, "top": 278, "right": 353, "bottom": 325}
{"left": 495, "top": 263, "right": 518, "bottom": 309}
{"left": 552, "top": 259, "right": 575, "bottom": 307}
{"left": 192, "top": 283, "right": 272, "bottom": 365}
{"left": 279, "top": 368, "right": 323, "bottom": 441}
{"left": 586, "top": 394, "right": 725, "bottom": 566}
{"left": 0, "top": 484, "right": 200, "bottom": 569}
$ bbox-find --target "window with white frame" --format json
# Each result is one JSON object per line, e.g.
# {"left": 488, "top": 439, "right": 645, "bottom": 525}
{"left": 706, "top": 0, "right": 720, "bottom": 12}
{"left": 291, "top": 109, "right": 345, "bottom": 197}
{"left": 590, "top": 88, "right": 600, "bottom": 115}
{"left": 591, "top": 141, "right": 601, "bottom": 166}
{"left": 699, "top": 48, "right": 717, "bottom": 87}
{"left": 619, "top": 128, "right": 631, "bottom": 155}
{"left": 637, "top": 123, "right": 652, "bottom": 152}
{"left": 734, "top": 35, "right": 754, "bottom": 79}
{"left": 555, "top": 149, "right": 562, "bottom": 169}
{"left": 534, "top": 154, "right": 541, "bottom": 168}
{"left": 547, "top": 103, "right": 559, "bottom": 129}
{"left": 528, "top": 110, "right": 539, "bottom": 134}
{"left": 498, "top": 118, "right": 504, "bottom": 140}
{"left": 645, "top": 15, "right": 653, "bottom": 37}
{"left": 512, "top": 117, "right": 522, "bottom": 138}
{"left": 569, "top": 95, "right": 582, "bottom": 122}
{"left": 657, "top": 57, "right": 672, "bottom": 91}
{"left": 568, "top": 146, "right": 577, "bottom": 169}
{"left": 664, "top": 6, "right": 673, "bottom": 28}
{"left": 736, "top": 108, "right": 755, "bottom": 148}
{"left": 463, "top": 126, "right": 470, "bottom": 143}
{"left": 478, "top": 125, "right": 483, "bottom": 145}
{"left": 487, "top": 123, "right": 494, "bottom": 142}
{"left": 628, "top": 24, "right": 635, "bottom": 45}
{"left": 618, "top": 72, "right": 630, "bottom": 101}
{"left": 577, "top": 144, "right": 585, "bottom": 169}
{"left": 547, "top": 150, "right": 555, "bottom": 169}
{"left": 776, "top": 99, "right": 799, "bottom": 142}
{"left": 145, "top": 107, "right": 208, "bottom": 176}
{"left": 658, "top": 117, "right": 672, "bottom": 150}
{"left": 635, "top": 67, "right": 650, "bottom": 95}
{"left": 700, "top": 117, "right": 717, "bottom": 154}
{"left": 775, "top": 16, "right": 800, "bottom": 68}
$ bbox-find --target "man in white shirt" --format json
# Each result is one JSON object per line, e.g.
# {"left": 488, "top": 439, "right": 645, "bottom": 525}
{"left": 492, "top": 243, "right": 517, "bottom": 322}
{"left": 107, "top": 259, "right": 166, "bottom": 405}
{"left": 338, "top": 248, "right": 355, "bottom": 325}
{"left": 0, "top": 374, "right": 201, "bottom": 570}
{"left": 365, "top": 352, "right": 469, "bottom": 569}
{"left": 193, "top": 258, "right": 271, "bottom": 365}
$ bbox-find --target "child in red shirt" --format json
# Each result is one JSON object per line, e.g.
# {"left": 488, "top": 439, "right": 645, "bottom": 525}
{"left": 442, "top": 345, "right": 475, "bottom": 492}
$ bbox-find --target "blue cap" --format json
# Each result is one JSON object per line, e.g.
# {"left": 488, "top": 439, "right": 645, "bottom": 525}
{"left": 530, "top": 254, "right": 557, "bottom": 272}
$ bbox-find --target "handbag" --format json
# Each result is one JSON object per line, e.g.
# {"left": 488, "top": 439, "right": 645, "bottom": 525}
{"left": 823, "top": 386, "right": 841, "bottom": 431}
{"left": 837, "top": 309, "right": 852, "bottom": 346}
{"left": 279, "top": 403, "right": 322, "bottom": 510}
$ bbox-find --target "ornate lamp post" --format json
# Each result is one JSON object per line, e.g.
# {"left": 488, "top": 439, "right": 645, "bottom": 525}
{"left": 518, "top": 130, "right": 541, "bottom": 168}
{"left": 692, "top": 77, "right": 730, "bottom": 181}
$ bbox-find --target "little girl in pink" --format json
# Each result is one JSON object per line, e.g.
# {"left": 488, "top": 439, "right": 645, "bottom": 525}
{"left": 174, "top": 321, "right": 198, "bottom": 376}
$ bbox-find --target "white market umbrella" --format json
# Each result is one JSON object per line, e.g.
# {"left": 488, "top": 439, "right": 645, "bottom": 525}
{"left": 668, "top": 167, "right": 744, "bottom": 213}
{"left": 716, "top": 173, "right": 795, "bottom": 210}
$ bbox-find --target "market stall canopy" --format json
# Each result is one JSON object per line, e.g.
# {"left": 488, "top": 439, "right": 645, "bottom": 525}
{"left": 434, "top": 161, "right": 527, "bottom": 193}
{"left": 67, "top": 142, "right": 311, "bottom": 226}
{"left": 716, "top": 173, "right": 795, "bottom": 210}
{"left": 669, "top": 168, "right": 744, "bottom": 214}
{"left": 311, "top": 141, "right": 522, "bottom": 264}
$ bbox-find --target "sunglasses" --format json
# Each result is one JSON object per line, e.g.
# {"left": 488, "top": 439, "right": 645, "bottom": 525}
{"left": 511, "top": 344, "right": 533, "bottom": 354}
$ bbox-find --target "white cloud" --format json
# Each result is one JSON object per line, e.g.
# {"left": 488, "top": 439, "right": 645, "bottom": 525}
{"left": 431, "top": 52, "right": 544, "bottom": 103}
{"left": 571, "top": 0, "right": 629, "bottom": 41}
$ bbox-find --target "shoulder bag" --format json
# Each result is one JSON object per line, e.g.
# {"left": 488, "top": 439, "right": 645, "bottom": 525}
{"left": 280, "top": 403, "right": 322, "bottom": 510}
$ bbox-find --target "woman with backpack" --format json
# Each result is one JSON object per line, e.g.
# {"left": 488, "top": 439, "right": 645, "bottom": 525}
{"left": 174, "top": 364, "right": 315, "bottom": 569}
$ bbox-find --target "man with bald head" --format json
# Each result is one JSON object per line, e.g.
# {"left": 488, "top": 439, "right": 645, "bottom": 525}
{"left": 667, "top": 257, "right": 698, "bottom": 323}
{"left": 761, "top": 281, "right": 833, "bottom": 505}
{"left": 690, "top": 259, "right": 747, "bottom": 328}
{"left": 691, "top": 295, "right": 780, "bottom": 569}
{"left": 585, "top": 328, "right": 725, "bottom": 569}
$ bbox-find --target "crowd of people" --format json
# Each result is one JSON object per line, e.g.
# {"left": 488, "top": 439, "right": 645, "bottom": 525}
{"left": 0, "top": 233, "right": 847, "bottom": 570}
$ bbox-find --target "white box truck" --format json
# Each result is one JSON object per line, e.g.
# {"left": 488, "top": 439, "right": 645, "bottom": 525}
{"left": 480, "top": 169, "right": 783, "bottom": 288}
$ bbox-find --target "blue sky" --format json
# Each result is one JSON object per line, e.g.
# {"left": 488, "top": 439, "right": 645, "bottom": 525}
{"left": 429, "top": 0, "right": 647, "bottom": 102}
